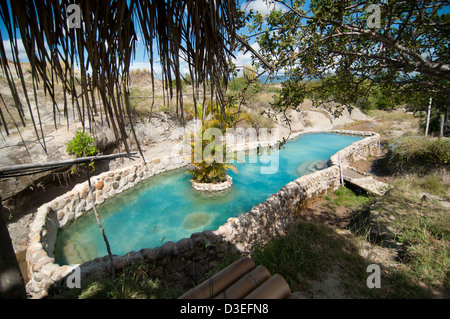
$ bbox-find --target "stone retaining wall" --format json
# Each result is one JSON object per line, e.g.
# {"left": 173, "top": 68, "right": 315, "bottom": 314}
{"left": 328, "top": 130, "right": 380, "bottom": 166}
{"left": 25, "top": 130, "right": 380, "bottom": 298}
{"left": 191, "top": 175, "right": 233, "bottom": 192}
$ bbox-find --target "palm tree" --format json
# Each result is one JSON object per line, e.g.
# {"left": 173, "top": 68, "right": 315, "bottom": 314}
{"left": 0, "top": 0, "right": 239, "bottom": 298}
{"left": 188, "top": 111, "right": 239, "bottom": 184}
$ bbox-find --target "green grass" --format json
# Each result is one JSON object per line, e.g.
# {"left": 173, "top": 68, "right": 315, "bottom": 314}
{"left": 253, "top": 178, "right": 449, "bottom": 298}
{"left": 394, "top": 174, "right": 450, "bottom": 199}
{"left": 52, "top": 252, "right": 243, "bottom": 299}
{"left": 325, "top": 186, "right": 371, "bottom": 209}
{"left": 349, "top": 176, "right": 450, "bottom": 298}
{"left": 367, "top": 109, "right": 416, "bottom": 122}
{"left": 382, "top": 182, "right": 449, "bottom": 287}
{"left": 250, "top": 187, "right": 376, "bottom": 297}
{"left": 252, "top": 221, "right": 368, "bottom": 293}
{"left": 53, "top": 262, "right": 183, "bottom": 299}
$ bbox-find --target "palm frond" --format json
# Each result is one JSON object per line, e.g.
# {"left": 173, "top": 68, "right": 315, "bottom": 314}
{"left": 224, "top": 164, "right": 239, "bottom": 174}
{"left": 0, "top": 0, "right": 238, "bottom": 159}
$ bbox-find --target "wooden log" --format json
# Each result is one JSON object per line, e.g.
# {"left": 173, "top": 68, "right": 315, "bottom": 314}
{"left": 179, "top": 257, "right": 256, "bottom": 299}
{"left": 0, "top": 152, "right": 138, "bottom": 178}
{"left": 244, "top": 274, "right": 291, "bottom": 299}
{"left": 213, "top": 265, "right": 271, "bottom": 299}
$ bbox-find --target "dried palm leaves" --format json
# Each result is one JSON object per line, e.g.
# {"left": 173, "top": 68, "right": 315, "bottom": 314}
{"left": 0, "top": 0, "right": 238, "bottom": 159}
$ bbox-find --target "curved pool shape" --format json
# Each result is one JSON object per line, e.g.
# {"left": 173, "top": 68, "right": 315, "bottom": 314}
{"left": 55, "top": 133, "right": 362, "bottom": 265}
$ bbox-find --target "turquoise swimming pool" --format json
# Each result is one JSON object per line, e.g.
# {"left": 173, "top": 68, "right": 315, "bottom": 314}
{"left": 54, "top": 132, "right": 361, "bottom": 265}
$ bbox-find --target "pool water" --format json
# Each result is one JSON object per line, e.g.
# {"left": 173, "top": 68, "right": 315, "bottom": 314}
{"left": 54, "top": 133, "right": 361, "bottom": 265}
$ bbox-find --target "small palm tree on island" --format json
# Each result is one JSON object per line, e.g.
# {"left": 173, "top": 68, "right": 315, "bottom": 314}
{"left": 187, "top": 103, "right": 239, "bottom": 189}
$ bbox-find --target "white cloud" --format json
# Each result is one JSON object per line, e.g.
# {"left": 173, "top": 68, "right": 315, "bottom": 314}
{"left": 241, "top": 0, "right": 286, "bottom": 16}
{"left": 2, "top": 39, "right": 28, "bottom": 61}
{"left": 233, "top": 42, "right": 263, "bottom": 75}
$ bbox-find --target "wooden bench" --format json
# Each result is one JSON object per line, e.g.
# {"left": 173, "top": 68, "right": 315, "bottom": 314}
{"left": 179, "top": 257, "right": 303, "bottom": 299}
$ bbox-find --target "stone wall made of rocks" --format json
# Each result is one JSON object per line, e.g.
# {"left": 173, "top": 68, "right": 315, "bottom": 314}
{"left": 328, "top": 130, "right": 380, "bottom": 166}
{"left": 191, "top": 175, "right": 233, "bottom": 192}
{"left": 25, "top": 130, "right": 380, "bottom": 298}
{"left": 25, "top": 154, "right": 189, "bottom": 297}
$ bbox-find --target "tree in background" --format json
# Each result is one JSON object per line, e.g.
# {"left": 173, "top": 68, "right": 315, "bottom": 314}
{"left": 244, "top": 0, "right": 449, "bottom": 119}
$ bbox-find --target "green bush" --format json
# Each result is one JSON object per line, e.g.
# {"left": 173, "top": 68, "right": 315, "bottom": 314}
{"left": 66, "top": 130, "right": 98, "bottom": 158}
{"left": 387, "top": 136, "right": 450, "bottom": 173}
{"left": 327, "top": 186, "right": 370, "bottom": 208}
{"left": 252, "top": 221, "right": 366, "bottom": 291}
{"left": 66, "top": 130, "right": 98, "bottom": 172}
